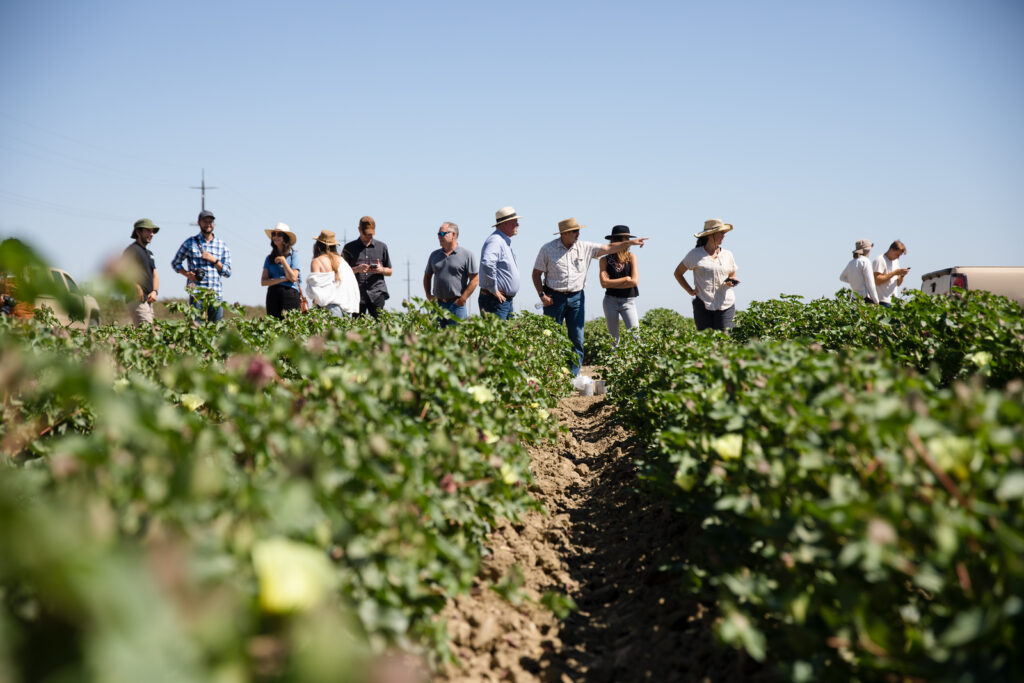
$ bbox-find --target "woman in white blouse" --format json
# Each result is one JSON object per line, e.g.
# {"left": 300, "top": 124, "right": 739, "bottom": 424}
{"left": 673, "top": 219, "right": 739, "bottom": 331}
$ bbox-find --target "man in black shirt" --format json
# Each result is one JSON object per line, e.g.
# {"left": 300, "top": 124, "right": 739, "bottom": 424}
{"left": 342, "top": 216, "right": 392, "bottom": 317}
{"left": 122, "top": 218, "right": 160, "bottom": 325}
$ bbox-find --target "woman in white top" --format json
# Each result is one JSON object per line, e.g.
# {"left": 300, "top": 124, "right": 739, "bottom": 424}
{"left": 306, "top": 230, "right": 360, "bottom": 317}
{"left": 839, "top": 239, "right": 880, "bottom": 304}
{"left": 673, "top": 219, "right": 739, "bottom": 331}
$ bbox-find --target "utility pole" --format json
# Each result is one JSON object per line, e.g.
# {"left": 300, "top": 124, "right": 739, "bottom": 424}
{"left": 404, "top": 258, "right": 412, "bottom": 302}
{"left": 189, "top": 169, "right": 217, "bottom": 213}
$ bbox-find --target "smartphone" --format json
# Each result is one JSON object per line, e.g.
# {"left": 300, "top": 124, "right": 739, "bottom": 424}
{"left": 726, "top": 277, "right": 740, "bottom": 285}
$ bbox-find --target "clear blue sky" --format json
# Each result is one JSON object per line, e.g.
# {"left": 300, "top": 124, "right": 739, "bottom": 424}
{"left": 2, "top": 0, "right": 1022, "bottom": 317}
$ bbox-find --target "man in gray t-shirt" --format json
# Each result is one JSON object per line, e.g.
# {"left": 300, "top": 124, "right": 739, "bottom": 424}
{"left": 423, "top": 221, "right": 479, "bottom": 324}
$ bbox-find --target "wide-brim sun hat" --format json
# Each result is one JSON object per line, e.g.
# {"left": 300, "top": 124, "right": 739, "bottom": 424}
{"left": 493, "top": 206, "right": 522, "bottom": 227}
{"left": 854, "top": 238, "right": 873, "bottom": 256}
{"left": 314, "top": 230, "right": 339, "bottom": 246}
{"left": 604, "top": 224, "right": 636, "bottom": 240}
{"left": 131, "top": 218, "right": 160, "bottom": 238}
{"left": 693, "top": 218, "right": 733, "bottom": 238}
{"left": 265, "top": 222, "right": 297, "bottom": 246}
{"left": 556, "top": 217, "right": 586, "bottom": 234}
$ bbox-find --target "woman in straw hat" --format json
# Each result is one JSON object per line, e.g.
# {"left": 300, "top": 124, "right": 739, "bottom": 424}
{"left": 261, "top": 223, "right": 302, "bottom": 318}
{"left": 839, "top": 239, "right": 880, "bottom": 304}
{"left": 306, "top": 230, "right": 360, "bottom": 317}
{"left": 673, "top": 219, "right": 740, "bottom": 331}
{"left": 599, "top": 225, "right": 641, "bottom": 344}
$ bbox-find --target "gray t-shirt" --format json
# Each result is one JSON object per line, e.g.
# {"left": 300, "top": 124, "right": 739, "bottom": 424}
{"left": 425, "top": 245, "right": 478, "bottom": 300}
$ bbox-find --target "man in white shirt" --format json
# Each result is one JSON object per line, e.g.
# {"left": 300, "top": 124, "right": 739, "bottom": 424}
{"left": 873, "top": 240, "right": 910, "bottom": 307}
{"left": 532, "top": 217, "right": 646, "bottom": 376}
{"left": 839, "top": 239, "right": 880, "bottom": 304}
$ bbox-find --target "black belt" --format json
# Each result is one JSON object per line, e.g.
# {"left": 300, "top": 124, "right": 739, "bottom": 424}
{"left": 544, "top": 285, "right": 581, "bottom": 296}
{"left": 481, "top": 289, "right": 513, "bottom": 299}
{"left": 436, "top": 297, "right": 458, "bottom": 304}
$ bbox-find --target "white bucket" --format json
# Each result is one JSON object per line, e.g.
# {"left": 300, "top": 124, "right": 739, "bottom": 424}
{"left": 594, "top": 379, "right": 606, "bottom": 395}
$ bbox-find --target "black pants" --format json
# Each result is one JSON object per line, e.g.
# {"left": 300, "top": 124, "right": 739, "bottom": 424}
{"left": 692, "top": 297, "right": 736, "bottom": 331}
{"left": 266, "top": 285, "right": 301, "bottom": 319}
{"left": 357, "top": 299, "right": 384, "bottom": 318}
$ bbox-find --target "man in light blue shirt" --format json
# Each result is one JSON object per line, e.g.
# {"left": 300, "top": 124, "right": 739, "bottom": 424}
{"left": 478, "top": 206, "right": 521, "bottom": 320}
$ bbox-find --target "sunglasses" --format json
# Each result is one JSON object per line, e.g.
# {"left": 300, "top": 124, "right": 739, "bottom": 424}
{"left": 437, "top": 231, "right": 453, "bottom": 237}
{"left": 271, "top": 231, "right": 286, "bottom": 238}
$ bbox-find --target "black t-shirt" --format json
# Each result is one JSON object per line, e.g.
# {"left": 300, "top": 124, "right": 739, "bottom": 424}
{"left": 342, "top": 238, "right": 391, "bottom": 304}
{"left": 123, "top": 242, "right": 156, "bottom": 295}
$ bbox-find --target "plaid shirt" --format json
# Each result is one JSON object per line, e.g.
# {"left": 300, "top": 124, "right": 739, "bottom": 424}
{"left": 171, "top": 233, "right": 232, "bottom": 299}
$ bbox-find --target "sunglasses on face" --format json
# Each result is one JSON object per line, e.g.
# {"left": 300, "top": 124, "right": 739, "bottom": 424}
{"left": 437, "top": 231, "right": 453, "bottom": 237}
{"left": 271, "top": 232, "right": 285, "bottom": 237}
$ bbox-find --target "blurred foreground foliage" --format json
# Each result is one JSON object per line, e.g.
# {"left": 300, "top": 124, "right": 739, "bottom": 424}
{"left": 597, "top": 294, "right": 1023, "bottom": 681}
{"left": 1, "top": 241, "right": 575, "bottom": 681}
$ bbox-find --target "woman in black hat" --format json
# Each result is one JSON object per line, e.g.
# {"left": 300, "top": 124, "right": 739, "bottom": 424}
{"left": 599, "top": 225, "right": 641, "bottom": 344}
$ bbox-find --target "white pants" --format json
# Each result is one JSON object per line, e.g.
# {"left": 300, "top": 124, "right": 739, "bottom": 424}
{"left": 602, "top": 295, "right": 639, "bottom": 343}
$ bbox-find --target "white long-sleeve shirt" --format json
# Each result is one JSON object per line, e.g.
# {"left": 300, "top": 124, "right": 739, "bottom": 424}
{"left": 839, "top": 255, "right": 879, "bottom": 304}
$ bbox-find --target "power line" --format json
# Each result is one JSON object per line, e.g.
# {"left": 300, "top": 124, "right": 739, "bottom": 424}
{"left": 189, "top": 169, "right": 218, "bottom": 213}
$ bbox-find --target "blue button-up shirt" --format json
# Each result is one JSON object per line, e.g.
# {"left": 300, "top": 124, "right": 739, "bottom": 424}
{"left": 263, "top": 249, "right": 301, "bottom": 292}
{"left": 479, "top": 230, "right": 519, "bottom": 297}
{"left": 171, "top": 233, "right": 232, "bottom": 299}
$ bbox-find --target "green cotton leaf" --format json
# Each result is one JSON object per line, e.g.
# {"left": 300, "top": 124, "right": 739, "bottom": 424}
{"left": 995, "top": 470, "right": 1024, "bottom": 501}
{"left": 939, "top": 608, "right": 985, "bottom": 647}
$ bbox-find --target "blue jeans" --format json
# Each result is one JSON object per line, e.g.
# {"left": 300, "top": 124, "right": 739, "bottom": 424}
{"left": 437, "top": 299, "right": 468, "bottom": 327}
{"left": 543, "top": 289, "right": 585, "bottom": 376}
{"left": 190, "top": 296, "right": 224, "bottom": 323}
{"left": 479, "top": 290, "right": 513, "bottom": 320}
{"left": 602, "top": 295, "right": 639, "bottom": 344}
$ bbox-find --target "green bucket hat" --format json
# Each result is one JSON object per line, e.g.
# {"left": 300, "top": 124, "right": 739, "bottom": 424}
{"left": 132, "top": 218, "right": 160, "bottom": 238}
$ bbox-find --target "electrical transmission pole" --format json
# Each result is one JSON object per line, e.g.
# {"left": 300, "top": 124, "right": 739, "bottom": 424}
{"left": 189, "top": 169, "right": 217, "bottom": 214}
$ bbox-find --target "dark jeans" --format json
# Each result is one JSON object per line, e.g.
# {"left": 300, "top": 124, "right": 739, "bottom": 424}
{"left": 692, "top": 297, "right": 735, "bottom": 331}
{"left": 266, "top": 284, "right": 301, "bottom": 319}
{"left": 190, "top": 295, "right": 224, "bottom": 323}
{"left": 436, "top": 299, "right": 467, "bottom": 328}
{"left": 543, "top": 288, "right": 585, "bottom": 376}
{"left": 479, "top": 290, "right": 513, "bottom": 320}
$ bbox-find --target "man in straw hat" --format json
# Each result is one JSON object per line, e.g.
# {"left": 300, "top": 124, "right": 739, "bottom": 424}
{"left": 479, "top": 206, "right": 522, "bottom": 320}
{"left": 839, "top": 238, "right": 880, "bottom": 304}
{"left": 342, "top": 215, "right": 392, "bottom": 318}
{"left": 171, "top": 209, "right": 233, "bottom": 322}
{"left": 424, "top": 221, "right": 478, "bottom": 325}
{"left": 533, "top": 217, "right": 647, "bottom": 376}
{"left": 122, "top": 218, "right": 160, "bottom": 325}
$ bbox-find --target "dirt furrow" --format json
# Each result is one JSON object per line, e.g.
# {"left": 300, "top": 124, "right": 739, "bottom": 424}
{"left": 438, "top": 387, "right": 766, "bottom": 682}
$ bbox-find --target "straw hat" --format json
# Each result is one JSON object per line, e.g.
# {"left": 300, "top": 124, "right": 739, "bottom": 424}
{"left": 555, "top": 217, "right": 586, "bottom": 234}
{"left": 264, "top": 222, "right": 297, "bottom": 245}
{"left": 493, "top": 206, "right": 523, "bottom": 226}
{"left": 853, "top": 239, "right": 873, "bottom": 256}
{"left": 693, "top": 219, "right": 733, "bottom": 238}
{"left": 313, "top": 230, "right": 340, "bottom": 246}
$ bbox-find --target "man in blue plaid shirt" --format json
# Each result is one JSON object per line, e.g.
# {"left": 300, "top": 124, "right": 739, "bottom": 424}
{"left": 171, "top": 209, "right": 233, "bottom": 322}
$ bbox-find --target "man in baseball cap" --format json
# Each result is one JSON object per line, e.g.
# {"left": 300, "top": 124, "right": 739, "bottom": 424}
{"left": 171, "top": 209, "right": 233, "bottom": 322}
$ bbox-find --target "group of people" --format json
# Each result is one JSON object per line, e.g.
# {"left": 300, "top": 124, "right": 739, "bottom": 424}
{"left": 121, "top": 206, "right": 754, "bottom": 376}
{"left": 839, "top": 239, "right": 909, "bottom": 306}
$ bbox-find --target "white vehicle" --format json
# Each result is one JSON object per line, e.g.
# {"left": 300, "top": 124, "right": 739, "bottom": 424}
{"left": 920, "top": 266, "right": 1024, "bottom": 307}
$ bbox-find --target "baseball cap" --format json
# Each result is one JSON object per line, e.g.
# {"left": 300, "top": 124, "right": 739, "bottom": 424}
{"left": 198, "top": 210, "right": 216, "bottom": 221}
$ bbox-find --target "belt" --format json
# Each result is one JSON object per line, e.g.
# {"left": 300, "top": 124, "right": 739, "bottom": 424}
{"left": 544, "top": 286, "right": 581, "bottom": 296}
{"left": 481, "top": 289, "right": 513, "bottom": 299}
{"left": 436, "top": 297, "right": 458, "bottom": 304}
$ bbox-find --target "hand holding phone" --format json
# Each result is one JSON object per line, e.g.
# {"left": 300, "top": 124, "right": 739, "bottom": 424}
{"left": 725, "top": 277, "right": 740, "bottom": 286}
